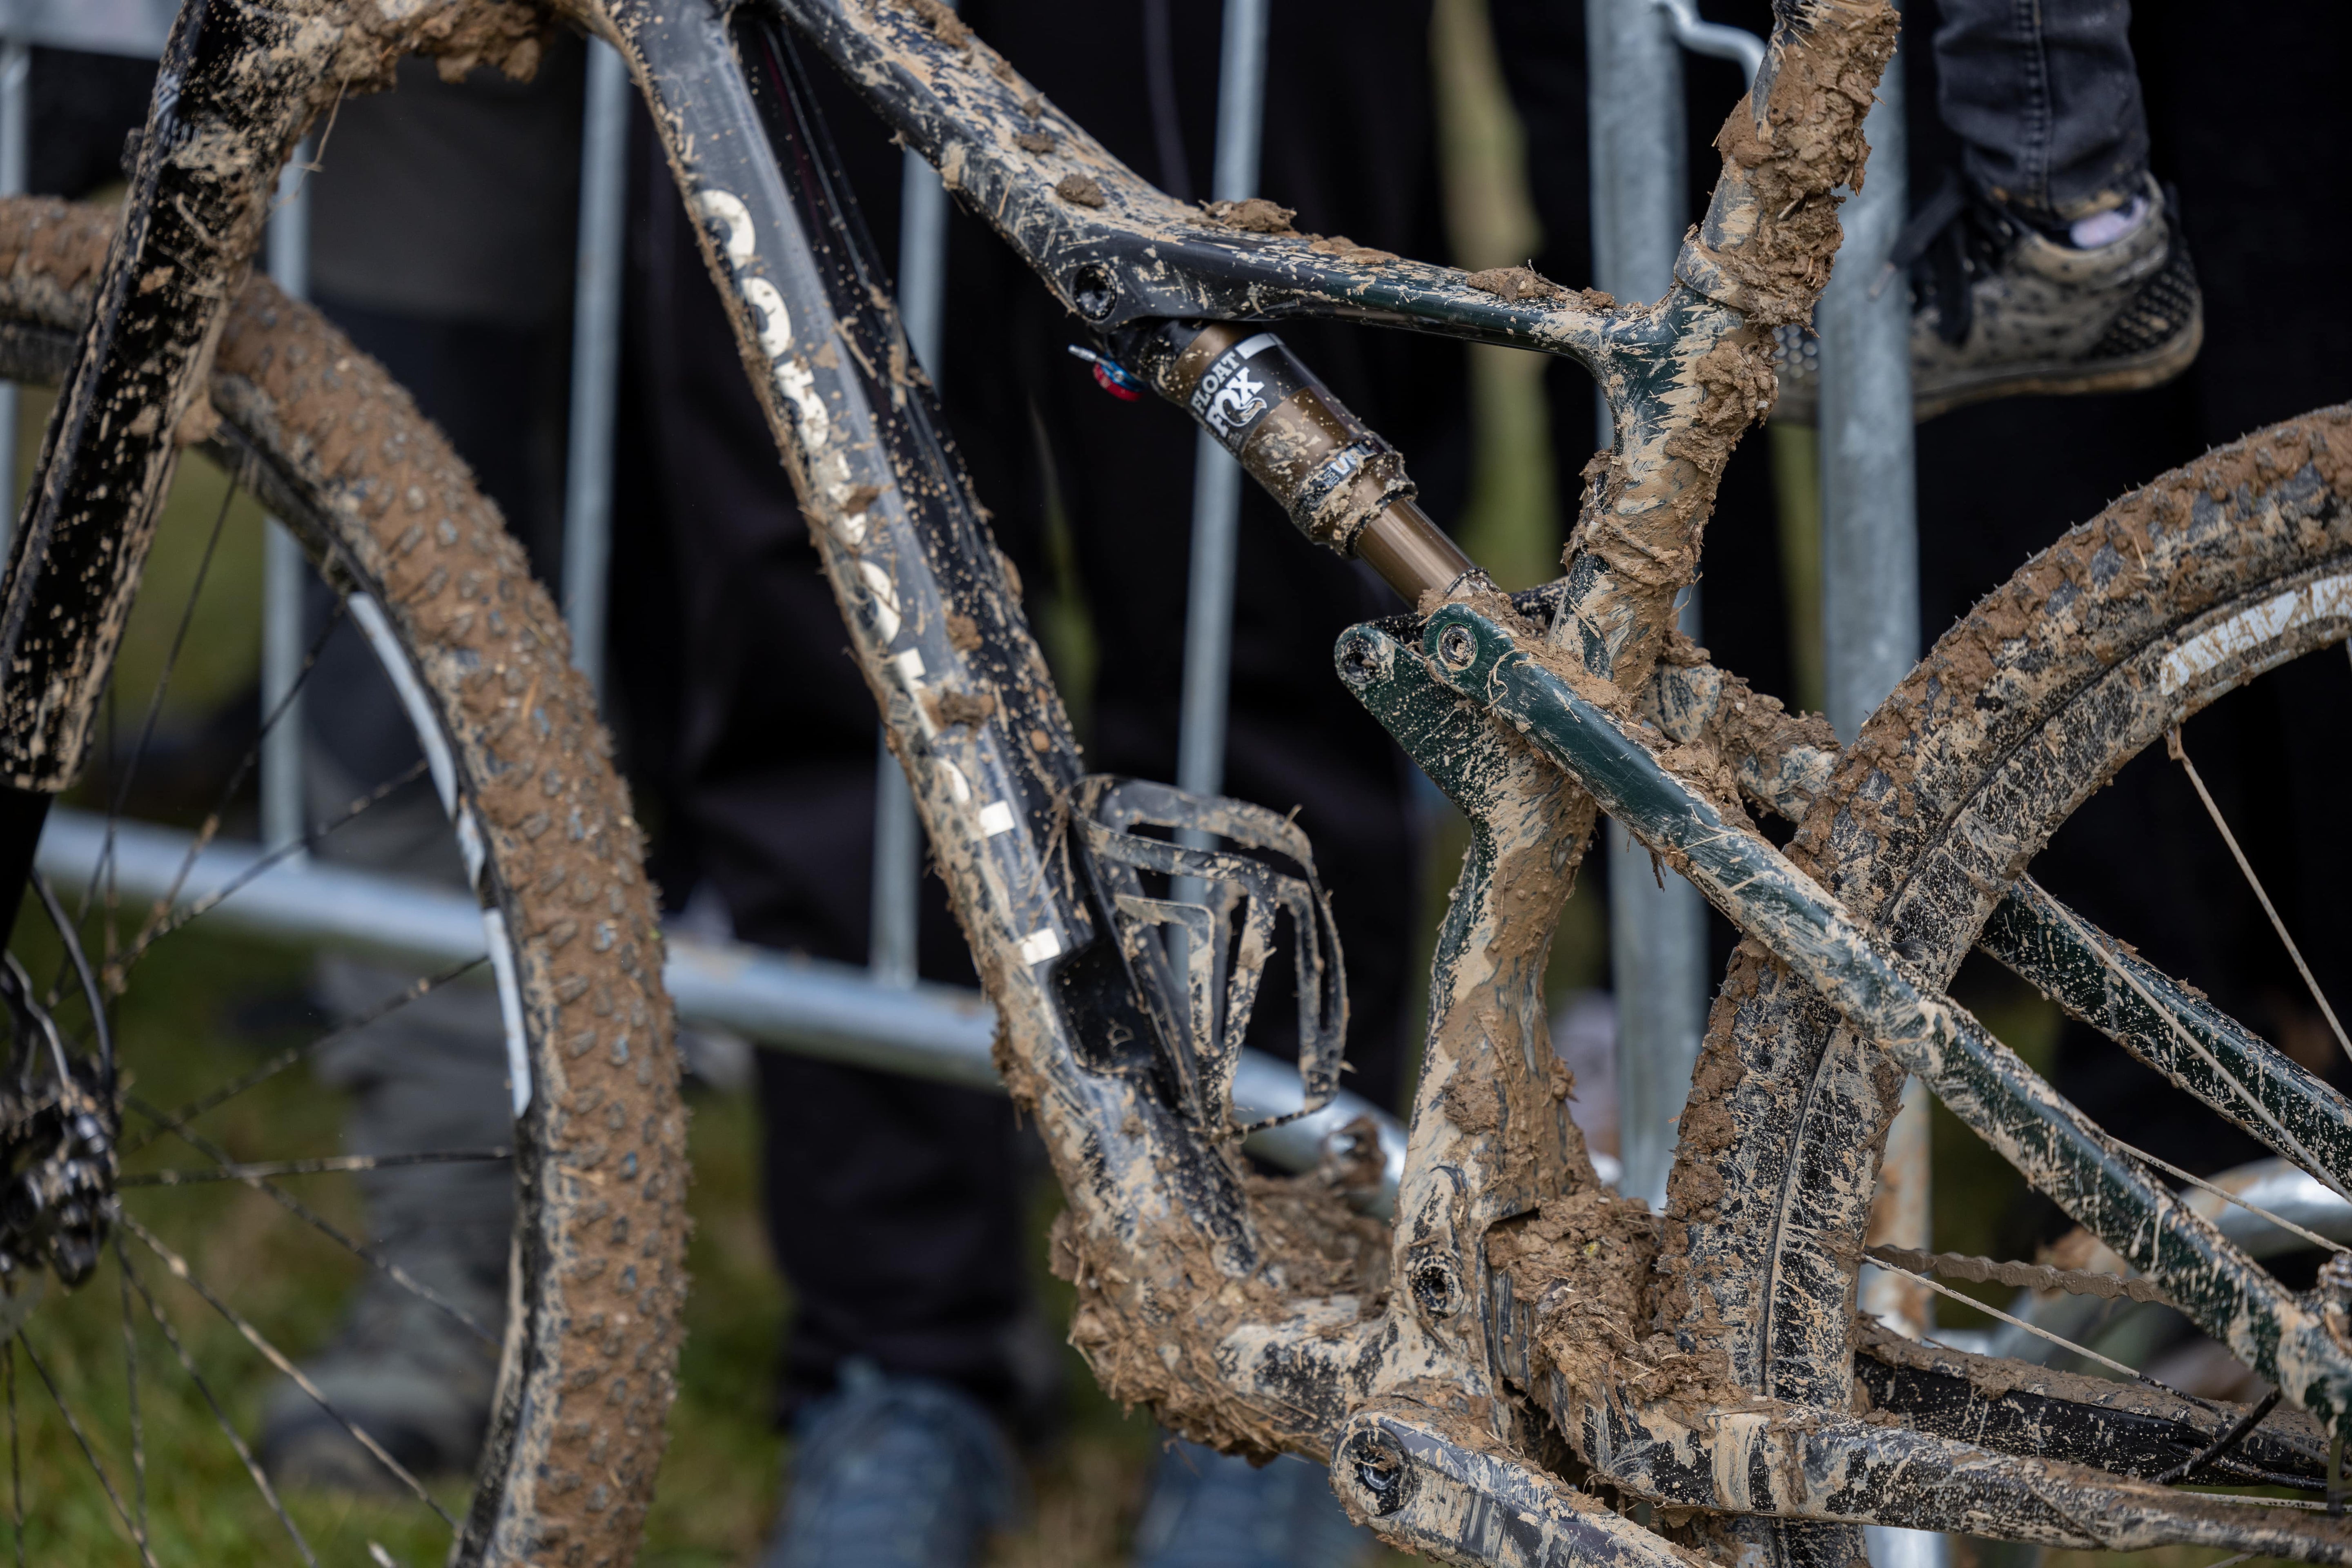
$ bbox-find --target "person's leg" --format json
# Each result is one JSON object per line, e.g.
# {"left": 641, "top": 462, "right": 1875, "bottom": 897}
{"left": 1775, "top": 0, "right": 2199, "bottom": 424}
{"left": 1932, "top": 0, "right": 2148, "bottom": 228}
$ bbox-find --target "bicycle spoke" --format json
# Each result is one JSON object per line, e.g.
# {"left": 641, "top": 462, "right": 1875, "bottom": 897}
{"left": 72, "top": 474, "right": 244, "bottom": 935}
{"left": 120, "top": 1244, "right": 320, "bottom": 1568}
{"left": 114, "top": 746, "right": 423, "bottom": 982}
{"left": 118, "top": 1255, "right": 146, "bottom": 1544}
{"left": 2113, "top": 1134, "right": 2350, "bottom": 1254}
{"left": 111, "top": 596, "right": 350, "bottom": 988}
{"left": 1872, "top": 1253, "right": 2223, "bottom": 1403}
{"left": 2169, "top": 726, "right": 2352, "bottom": 1067}
{"left": 114, "top": 1209, "right": 457, "bottom": 1524}
{"left": 5, "top": 1341, "right": 18, "bottom": 1568}
{"left": 122, "top": 954, "right": 485, "bottom": 1155}
{"left": 119, "top": 1149, "right": 513, "bottom": 1186}
{"left": 18, "top": 1336, "right": 160, "bottom": 1567}
{"left": 124, "top": 1096, "right": 499, "bottom": 1345}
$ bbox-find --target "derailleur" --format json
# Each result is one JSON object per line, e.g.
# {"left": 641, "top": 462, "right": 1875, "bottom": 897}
{"left": 0, "top": 960, "right": 116, "bottom": 1290}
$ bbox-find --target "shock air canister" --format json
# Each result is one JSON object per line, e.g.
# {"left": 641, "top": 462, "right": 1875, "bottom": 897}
{"left": 1125, "top": 321, "right": 1484, "bottom": 601}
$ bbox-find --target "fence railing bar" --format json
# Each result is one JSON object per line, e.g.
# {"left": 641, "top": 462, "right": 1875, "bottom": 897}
{"left": 560, "top": 38, "right": 632, "bottom": 696}
{"left": 1587, "top": 0, "right": 1708, "bottom": 1212}
{"left": 32, "top": 805, "right": 1416, "bottom": 1207}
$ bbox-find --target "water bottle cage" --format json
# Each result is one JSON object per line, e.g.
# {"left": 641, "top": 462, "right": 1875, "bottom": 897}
{"left": 1074, "top": 777, "right": 1347, "bottom": 1139}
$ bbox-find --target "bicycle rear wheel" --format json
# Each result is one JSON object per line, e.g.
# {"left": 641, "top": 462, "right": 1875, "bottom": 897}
{"left": 1685, "top": 406, "right": 2352, "bottom": 1554}
{"left": 0, "top": 196, "right": 682, "bottom": 1565}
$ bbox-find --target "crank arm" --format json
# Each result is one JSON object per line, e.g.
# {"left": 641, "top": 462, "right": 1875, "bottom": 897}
{"left": 1347, "top": 604, "right": 2352, "bottom": 1435}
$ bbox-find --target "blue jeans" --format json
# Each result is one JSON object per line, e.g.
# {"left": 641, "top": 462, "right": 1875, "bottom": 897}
{"left": 1933, "top": 0, "right": 2149, "bottom": 223}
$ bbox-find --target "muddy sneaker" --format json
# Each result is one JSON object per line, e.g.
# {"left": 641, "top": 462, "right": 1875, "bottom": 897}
{"left": 1130, "top": 1438, "right": 1370, "bottom": 1568}
{"left": 1772, "top": 175, "right": 2202, "bottom": 424}
{"left": 762, "top": 1362, "right": 1021, "bottom": 1568}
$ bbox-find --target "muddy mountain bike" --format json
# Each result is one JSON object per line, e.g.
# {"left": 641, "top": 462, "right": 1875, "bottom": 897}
{"left": 8, "top": 0, "right": 2352, "bottom": 1561}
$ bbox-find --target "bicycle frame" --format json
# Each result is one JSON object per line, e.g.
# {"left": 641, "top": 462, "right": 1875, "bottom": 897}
{"left": 15, "top": 0, "right": 2352, "bottom": 1559}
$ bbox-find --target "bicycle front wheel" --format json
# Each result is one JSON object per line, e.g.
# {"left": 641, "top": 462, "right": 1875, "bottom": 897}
{"left": 0, "top": 196, "right": 684, "bottom": 1566}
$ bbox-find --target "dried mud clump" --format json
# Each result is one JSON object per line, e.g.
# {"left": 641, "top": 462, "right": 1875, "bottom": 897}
{"left": 904, "top": 0, "right": 973, "bottom": 50}
{"left": 1306, "top": 235, "right": 1399, "bottom": 265}
{"left": 1491, "top": 1189, "right": 1713, "bottom": 1406}
{"left": 1055, "top": 173, "right": 1107, "bottom": 208}
{"left": 1204, "top": 197, "right": 1298, "bottom": 234}
{"left": 1466, "top": 265, "right": 1576, "bottom": 303}
{"left": 1680, "top": 0, "right": 1898, "bottom": 326}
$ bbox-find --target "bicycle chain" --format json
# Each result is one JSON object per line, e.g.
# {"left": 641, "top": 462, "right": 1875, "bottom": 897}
{"left": 1864, "top": 1244, "right": 2174, "bottom": 1308}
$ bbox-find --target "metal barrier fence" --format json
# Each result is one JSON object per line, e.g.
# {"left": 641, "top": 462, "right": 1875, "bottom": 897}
{"left": 0, "top": 1, "right": 1921, "bottom": 1267}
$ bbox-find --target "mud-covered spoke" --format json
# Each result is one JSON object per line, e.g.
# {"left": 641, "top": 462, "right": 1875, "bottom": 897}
{"left": 120, "top": 954, "right": 485, "bottom": 1157}
{"left": 118, "top": 1149, "right": 512, "bottom": 1187}
{"left": 118, "top": 1245, "right": 318, "bottom": 1568}
{"left": 17, "top": 1336, "right": 159, "bottom": 1566}
{"left": 123, "top": 1099, "right": 497, "bottom": 1345}
{"left": 2168, "top": 726, "right": 2352, "bottom": 1066}
{"left": 117, "top": 1259, "right": 146, "bottom": 1544}
{"left": 114, "top": 1209, "right": 456, "bottom": 1523}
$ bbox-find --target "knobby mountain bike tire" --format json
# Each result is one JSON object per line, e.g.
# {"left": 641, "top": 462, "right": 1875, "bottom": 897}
{"left": 0, "top": 196, "right": 684, "bottom": 1566}
{"left": 1692, "top": 408, "right": 2352, "bottom": 1465}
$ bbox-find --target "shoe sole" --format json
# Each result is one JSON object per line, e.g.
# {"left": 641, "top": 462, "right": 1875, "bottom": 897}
{"left": 1770, "top": 305, "right": 2202, "bottom": 428}
{"left": 1912, "top": 303, "right": 2205, "bottom": 421}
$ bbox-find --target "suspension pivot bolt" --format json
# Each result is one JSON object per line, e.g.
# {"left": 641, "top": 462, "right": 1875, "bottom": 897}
{"left": 1436, "top": 623, "right": 1477, "bottom": 670}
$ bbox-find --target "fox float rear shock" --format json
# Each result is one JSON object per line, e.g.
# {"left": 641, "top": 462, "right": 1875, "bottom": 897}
{"left": 1103, "top": 321, "right": 1490, "bottom": 603}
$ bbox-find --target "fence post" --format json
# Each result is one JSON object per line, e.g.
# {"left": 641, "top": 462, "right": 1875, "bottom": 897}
{"left": 1813, "top": 19, "right": 1944, "bottom": 1568}
{"left": 1587, "top": 0, "right": 1707, "bottom": 1213}
{"left": 1816, "top": 17, "right": 1928, "bottom": 1334}
{"left": 561, "top": 38, "right": 632, "bottom": 697}
{"left": 261, "top": 145, "right": 312, "bottom": 855}
{"left": 1173, "top": 0, "right": 1270, "bottom": 810}
{"left": 869, "top": 135, "right": 955, "bottom": 989}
